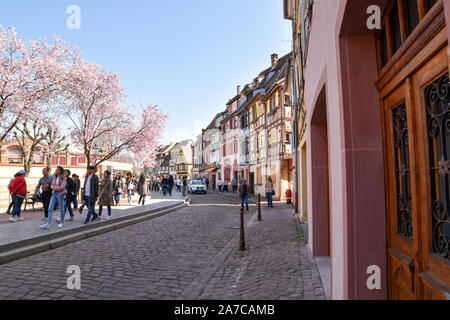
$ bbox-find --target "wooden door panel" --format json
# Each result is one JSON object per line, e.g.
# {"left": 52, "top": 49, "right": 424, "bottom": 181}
{"left": 383, "top": 83, "right": 419, "bottom": 299}
{"left": 411, "top": 47, "right": 450, "bottom": 299}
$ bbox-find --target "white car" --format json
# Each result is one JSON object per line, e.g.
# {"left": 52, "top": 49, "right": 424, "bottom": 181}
{"left": 188, "top": 180, "right": 207, "bottom": 194}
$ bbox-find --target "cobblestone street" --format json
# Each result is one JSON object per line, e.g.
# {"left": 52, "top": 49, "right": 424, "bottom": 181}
{"left": 0, "top": 193, "right": 325, "bottom": 300}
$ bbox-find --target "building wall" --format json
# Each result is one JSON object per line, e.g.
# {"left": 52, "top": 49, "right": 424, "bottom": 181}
{"left": 305, "top": 0, "right": 389, "bottom": 300}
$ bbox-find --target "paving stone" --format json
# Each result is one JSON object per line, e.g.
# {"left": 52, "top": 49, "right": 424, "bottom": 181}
{"left": 0, "top": 194, "right": 326, "bottom": 300}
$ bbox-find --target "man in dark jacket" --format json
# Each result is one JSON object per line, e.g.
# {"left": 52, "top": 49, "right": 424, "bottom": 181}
{"left": 83, "top": 166, "right": 99, "bottom": 224}
{"left": 72, "top": 174, "right": 81, "bottom": 209}
{"left": 168, "top": 175, "right": 174, "bottom": 196}
{"left": 238, "top": 180, "right": 249, "bottom": 212}
{"left": 161, "top": 176, "right": 169, "bottom": 196}
{"left": 182, "top": 176, "right": 188, "bottom": 197}
{"left": 63, "top": 170, "right": 76, "bottom": 222}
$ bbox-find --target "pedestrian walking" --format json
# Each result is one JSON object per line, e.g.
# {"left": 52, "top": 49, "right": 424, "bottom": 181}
{"left": 126, "top": 172, "right": 133, "bottom": 205}
{"left": 40, "top": 166, "right": 67, "bottom": 229}
{"left": 63, "top": 169, "right": 76, "bottom": 222}
{"left": 137, "top": 173, "right": 148, "bottom": 206}
{"left": 78, "top": 173, "right": 87, "bottom": 215}
{"left": 98, "top": 170, "right": 113, "bottom": 220}
{"left": 8, "top": 170, "right": 27, "bottom": 223}
{"left": 231, "top": 177, "right": 238, "bottom": 194}
{"left": 182, "top": 176, "right": 187, "bottom": 197}
{"left": 266, "top": 177, "right": 274, "bottom": 208}
{"left": 161, "top": 175, "right": 169, "bottom": 196}
{"left": 83, "top": 166, "right": 99, "bottom": 224}
{"left": 218, "top": 179, "right": 223, "bottom": 193}
{"left": 33, "top": 168, "right": 53, "bottom": 221}
{"left": 238, "top": 179, "right": 249, "bottom": 212}
{"left": 168, "top": 175, "right": 174, "bottom": 196}
{"left": 5, "top": 173, "right": 19, "bottom": 215}
{"left": 113, "top": 173, "right": 124, "bottom": 206}
{"left": 176, "top": 178, "right": 181, "bottom": 192}
{"left": 159, "top": 177, "right": 164, "bottom": 194}
{"left": 72, "top": 174, "right": 81, "bottom": 209}
{"left": 223, "top": 179, "right": 229, "bottom": 193}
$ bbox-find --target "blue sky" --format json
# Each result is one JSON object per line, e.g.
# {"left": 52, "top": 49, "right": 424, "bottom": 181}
{"left": 0, "top": 0, "right": 292, "bottom": 145}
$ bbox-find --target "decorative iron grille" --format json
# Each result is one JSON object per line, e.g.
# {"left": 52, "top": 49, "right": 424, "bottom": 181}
{"left": 425, "top": 73, "right": 450, "bottom": 259}
{"left": 392, "top": 103, "right": 413, "bottom": 240}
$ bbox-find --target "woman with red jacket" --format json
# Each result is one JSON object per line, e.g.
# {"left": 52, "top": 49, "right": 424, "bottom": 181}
{"left": 8, "top": 170, "right": 27, "bottom": 223}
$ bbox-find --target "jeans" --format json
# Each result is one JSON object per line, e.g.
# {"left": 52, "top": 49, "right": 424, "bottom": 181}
{"left": 162, "top": 186, "right": 167, "bottom": 196}
{"left": 41, "top": 190, "right": 52, "bottom": 218}
{"left": 99, "top": 206, "right": 112, "bottom": 217}
{"left": 241, "top": 195, "right": 249, "bottom": 212}
{"left": 48, "top": 192, "right": 65, "bottom": 223}
{"left": 11, "top": 195, "right": 24, "bottom": 218}
{"left": 64, "top": 201, "right": 75, "bottom": 220}
{"left": 127, "top": 190, "right": 133, "bottom": 203}
{"left": 73, "top": 197, "right": 79, "bottom": 209}
{"left": 266, "top": 192, "right": 273, "bottom": 207}
{"left": 84, "top": 195, "right": 98, "bottom": 221}
{"left": 114, "top": 190, "right": 121, "bottom": 205}
{"left": 7, "top": 194, "right": 16, "bottom": 215}
{"left": 138, "top": 195, "right": 146, "bottom": 205}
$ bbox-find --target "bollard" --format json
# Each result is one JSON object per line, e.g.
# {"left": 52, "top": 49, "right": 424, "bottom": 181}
{"left": 239, "top": 208, "right": 246, "bottom": 251}
{"left": 258, "top": 194, "right": 262, "bottom": 221}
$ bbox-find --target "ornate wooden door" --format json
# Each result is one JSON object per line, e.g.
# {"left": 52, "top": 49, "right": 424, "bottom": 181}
{"left": 377, "top": 0, "right": 449, "bottom": 300}
{"left": 383, "top": 81, "right": 420, "bottom": 300}
{"left": 411, "top": 47, "right": 450, "bottom": 299}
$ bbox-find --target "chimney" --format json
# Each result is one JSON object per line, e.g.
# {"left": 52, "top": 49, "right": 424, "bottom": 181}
{"left": 271, "top": 53, "right": 279, "bottom": 66}
{"left": 237, "top": 85, "right": 241, "bottom": 95}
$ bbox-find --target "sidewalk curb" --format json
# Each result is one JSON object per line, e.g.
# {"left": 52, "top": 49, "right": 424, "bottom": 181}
{"left": 0, "top": 200, "right": 189, "bottom": 265}
{"left": 214, "top": 192, "right": 258, "bottom": 205}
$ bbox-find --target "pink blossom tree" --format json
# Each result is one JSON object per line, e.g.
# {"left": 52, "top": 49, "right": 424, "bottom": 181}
{"left": 56, "top": 57, "right": 167, "bottom": 168}
{"left": 0, "top": 26, "right": 75, "bottom": 144}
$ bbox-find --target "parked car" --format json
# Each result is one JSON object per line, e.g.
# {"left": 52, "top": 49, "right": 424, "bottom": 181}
{"left": 188, "top": 180, "right": 207, "bottom": 194}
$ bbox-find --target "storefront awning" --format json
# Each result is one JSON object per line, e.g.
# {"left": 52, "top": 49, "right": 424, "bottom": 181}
{"left": 200, "top": 167, "right": 218, "bottom": 173}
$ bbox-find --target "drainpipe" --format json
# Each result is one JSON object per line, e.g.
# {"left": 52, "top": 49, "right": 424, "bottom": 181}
{"left": 265, "top": 101, "right": 269, "bottom": 199}
{"left": 291, "top": 1, "right": 300, "bottom": 215}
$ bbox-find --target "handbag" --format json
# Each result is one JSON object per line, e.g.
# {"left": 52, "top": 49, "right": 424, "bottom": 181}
{"left": 272, "top": 190, "right": 275, "bottom": 196}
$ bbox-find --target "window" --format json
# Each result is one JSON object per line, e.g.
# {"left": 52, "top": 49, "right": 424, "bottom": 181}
{"left": 244, "top": 138, "right": 250, "bottom": 155}
{"left": 424, "top": 73, "right": 450, "bottom": 259}
{"left": 252, "top": 105, "right": 257, "bottom": 122}
{"left": 390, "top": 2, "right": 402, "bottom": 53}
{"left": 223, "top": 145, "right": 226, "bottom": 157}
{"left": 52, "top": 157, "right": 58, "bottom": 166}
{"left": 8, "top": 147, "right": 23, "bottom": 164}
{"left": 256, "top": 167, "right": 262, "bottom": 185}
{"left": 59, "top": 157, "right": 66, "bottom": 166}
{"left": 286, "top": 133, "right": 292, "bottom": 144}
{"left": 270, "top": 96, "right": 276, "bottom": 112}
{"left": 392, "top": 103, "right": 412, "bottom": 240}
{"left": 33, "top": 149, "right": 45, "bottom": 164}
{"left": 405, "top": 0, "right": 419, "bottom": 35}
{"left": 71, "top": 157, "right": 77, "bottom": 166}
{"left": 78, "top": 157, "right": 85, "bottom": 164}
{"left": 278, "top": 92, "right": 283, "bottom": 107}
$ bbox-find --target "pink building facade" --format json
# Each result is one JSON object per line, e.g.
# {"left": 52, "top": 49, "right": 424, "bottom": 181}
{"left": 305, "top": 0, "right": 450, "bottom": 300}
